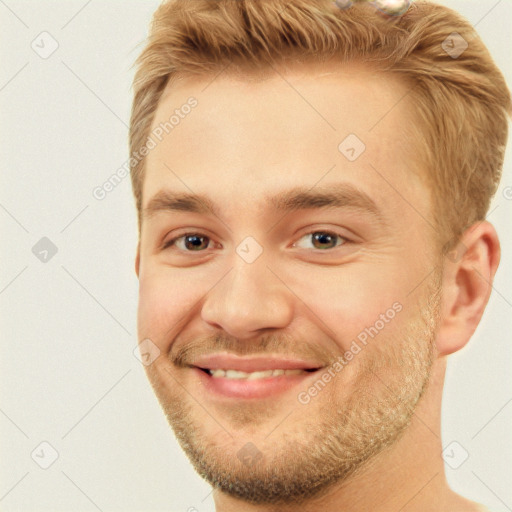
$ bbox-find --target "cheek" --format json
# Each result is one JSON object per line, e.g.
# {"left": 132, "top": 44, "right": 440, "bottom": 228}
{"left": 290, "top": 264, "right": 412, "bottom": 351}
{"left": 136, "top": 268, "right": 201, "bottom": 349}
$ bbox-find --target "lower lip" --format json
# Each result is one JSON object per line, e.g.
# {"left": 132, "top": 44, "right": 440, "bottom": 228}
{"left": 193, "top": 367, "right": 320, "bottom": 400}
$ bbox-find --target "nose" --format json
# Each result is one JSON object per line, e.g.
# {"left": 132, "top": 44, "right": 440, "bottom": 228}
{"left": 201, "top": 257, "right": 294, "bottom": 339}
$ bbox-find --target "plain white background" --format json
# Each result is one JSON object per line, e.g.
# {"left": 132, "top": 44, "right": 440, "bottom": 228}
{"left": 0, "top": 1, "right": 511, "bottom": 511}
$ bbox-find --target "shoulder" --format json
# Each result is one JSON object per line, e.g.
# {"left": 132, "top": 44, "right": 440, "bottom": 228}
{"left": 446, "top": 495, "right": 492, "bottom": 512}
{"left": 466, "top": 503, "right": 491, "bottom": 512}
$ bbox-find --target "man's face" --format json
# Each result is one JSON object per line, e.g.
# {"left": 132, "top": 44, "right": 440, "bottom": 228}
{"left": 136, "top": 61, "right": 443, "bottom": 504}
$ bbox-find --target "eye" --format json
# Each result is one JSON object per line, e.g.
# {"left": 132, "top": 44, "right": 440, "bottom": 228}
{"left": 163, "top": 233, "right": 213, "bottom": 252}
{"left": 293, "top": 231, "right": 348, "bottom": 250}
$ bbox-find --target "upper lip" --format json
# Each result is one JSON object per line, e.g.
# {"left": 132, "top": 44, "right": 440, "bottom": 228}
{"left": 191, "top": 353, "right": 324, "bottom": 372}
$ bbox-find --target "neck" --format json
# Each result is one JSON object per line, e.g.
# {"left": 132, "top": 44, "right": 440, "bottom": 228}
{"left": 212, "top": 357, "right": 483, "bottom": 512}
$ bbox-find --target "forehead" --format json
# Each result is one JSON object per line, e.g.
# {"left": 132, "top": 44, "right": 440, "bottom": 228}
{"left": 142, "top": 60, "right": 429, "bottom": 224}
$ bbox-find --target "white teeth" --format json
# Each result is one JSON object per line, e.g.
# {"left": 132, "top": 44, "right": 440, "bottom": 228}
{"left": 246, "top": 370, "right": 274, "bottom": 380}
{"left": 225, "top": 369, "right": 253, "bottom": 379}
{"left": 207, "top": 368, "right": 307, "bottom": 379}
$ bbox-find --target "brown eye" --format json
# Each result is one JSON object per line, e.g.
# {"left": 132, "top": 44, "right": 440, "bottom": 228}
{"left": 311, "top": 232, "right": 339, "bottom": 249}
{"left": 183, "top": 235, "right": 210, "bottom": 251}
{"left": 294, "top": 231, "right": 346, "bottom": 250}
{"left": 165, "top": 234, "right": 212, "bottom": 251}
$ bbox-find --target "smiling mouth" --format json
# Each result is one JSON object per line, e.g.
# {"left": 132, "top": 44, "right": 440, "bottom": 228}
{"left": 197, "top": 367, "right": 319, "bottom": 379}
{"left": 192, "top": 365, "right": 324, "bottom": 400}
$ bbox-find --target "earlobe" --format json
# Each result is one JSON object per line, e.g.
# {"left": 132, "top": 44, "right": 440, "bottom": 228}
{"left": 435, "top": 221, "right": 500, "bottom": 356}
{"left": 135, "top": 242, "right": 140, "bottom": 278}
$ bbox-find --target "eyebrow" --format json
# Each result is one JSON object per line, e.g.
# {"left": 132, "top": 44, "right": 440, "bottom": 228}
{"left": 143, "top": 190, "right": 218, "bottom": 218}
{"left": 270, "top": 184, "right": 382, "bottom": 219}
{"left": 142, "top": 183, "right": 384, "bottom": 222}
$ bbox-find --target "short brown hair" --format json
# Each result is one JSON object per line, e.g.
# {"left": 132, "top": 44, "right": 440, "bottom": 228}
{"left": 129, "top": 0, "right": 511, "bottom": 249}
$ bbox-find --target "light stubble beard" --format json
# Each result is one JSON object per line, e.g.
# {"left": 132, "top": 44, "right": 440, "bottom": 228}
{"left": 144, "top": 271, "right": 442, "bottom": 506}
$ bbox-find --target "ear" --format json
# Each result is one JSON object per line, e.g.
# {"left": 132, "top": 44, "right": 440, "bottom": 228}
{"left": 135, "top": 241, "right": 140, "bottom": 278}
{"left": 435, "top": 221, "right": 500, "bottom": 356}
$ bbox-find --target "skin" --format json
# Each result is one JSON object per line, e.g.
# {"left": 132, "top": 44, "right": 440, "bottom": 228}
{"left": 135, "top": 60, "right": 500, "bottom": 511}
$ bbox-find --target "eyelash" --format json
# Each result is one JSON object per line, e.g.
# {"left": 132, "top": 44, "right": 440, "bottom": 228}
{"left": 162, "top": 230, "right": 351, "bottom": 252}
